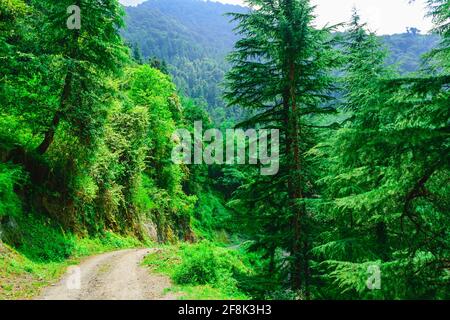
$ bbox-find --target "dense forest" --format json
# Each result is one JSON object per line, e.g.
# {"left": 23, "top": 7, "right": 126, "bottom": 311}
{"left": 0, "top": 0, "right": 449, "bottom": 300}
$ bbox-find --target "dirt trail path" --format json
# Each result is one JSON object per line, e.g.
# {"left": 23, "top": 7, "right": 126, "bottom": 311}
{"left": 38, "top": 249, "right": 176, "bottom": 300}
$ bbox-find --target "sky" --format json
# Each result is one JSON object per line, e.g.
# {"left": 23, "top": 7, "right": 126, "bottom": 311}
{"left": 119, "top": 0, "right": 433, "bottom": 35}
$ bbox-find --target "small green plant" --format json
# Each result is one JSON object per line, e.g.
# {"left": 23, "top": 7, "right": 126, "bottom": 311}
{"left": 5, "top": 213, "right": 143, "bottom": 263}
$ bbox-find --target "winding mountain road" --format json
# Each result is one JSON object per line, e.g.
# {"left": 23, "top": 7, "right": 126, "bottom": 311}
{"left": 38, "top": 249, "right": 176, "bottom": 300}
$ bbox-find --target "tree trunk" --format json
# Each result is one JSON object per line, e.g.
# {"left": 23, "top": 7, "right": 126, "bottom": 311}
{"left": 286, "top": 26, "right": 309, "bottom": 296}
{"left": 36, "top": 72, "right": 72, "bottom": 155}
{"left": 268, "top": 246, "right": 276, "bottom": 276}
{"left": 36, "top": 112, "right": 61, "bottom": 155}
{"left": 376, "top": 221, "right": 388, "bottom": 261}
{"left": 285, "top": 54, "right": 309, "bottom": 293}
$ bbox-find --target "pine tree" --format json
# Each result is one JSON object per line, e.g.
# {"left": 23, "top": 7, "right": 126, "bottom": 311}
{"left": 313, "top": 9, "right": 449, "bottom": 299}
{"left": 225, "top": 0, "right": 338, "bottom": 295}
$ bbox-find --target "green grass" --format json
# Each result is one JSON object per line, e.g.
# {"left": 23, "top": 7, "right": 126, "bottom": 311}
{"left": 0, "top": 243, "right": 69, "bottom": 300}
{"left": 142, "top": 242, "right": 251, "bottom": 300}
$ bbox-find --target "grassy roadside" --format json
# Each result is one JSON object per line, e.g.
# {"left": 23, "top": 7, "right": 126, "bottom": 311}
{"left": 142, "top": 242, "right": 253, "bottom": 300}
{"left": 0, "top": 217, "right": 146, "bottom": 300}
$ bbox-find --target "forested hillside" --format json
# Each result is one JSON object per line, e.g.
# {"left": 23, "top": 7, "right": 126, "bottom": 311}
{"left": 0, "top": 0, "right": 448, "bottom": 301}
{"left": 122, "top": 0, "right": 248, "bottom": 121}
{"left": 383, "top": 32, "right": 440, "bottom": 72}
{"left": 122, "top": 0, "right": 440, "bottom": 122}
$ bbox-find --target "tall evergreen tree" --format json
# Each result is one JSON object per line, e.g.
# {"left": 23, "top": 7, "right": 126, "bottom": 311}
{"left": 225, "top": 0, "right": 338, "bottom": 295}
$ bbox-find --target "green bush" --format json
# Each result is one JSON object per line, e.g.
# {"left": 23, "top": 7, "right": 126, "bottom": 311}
{"left": 173, "top": 242, "right": 249, "bottom": 287}
{"left": 174, "top": 242, "right": 219, "bottom": 285}
{"left": 143, "top": 242, "right": 253, "bottom": 299}
{"left": 192, "top": 191, "right": 232, "bottom": 241}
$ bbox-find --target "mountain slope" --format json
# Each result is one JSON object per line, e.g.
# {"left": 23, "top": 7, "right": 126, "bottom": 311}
{"left": 383, "top": 33, "right": 440, "bottom": 72}
{"left": 122, "top": 0, "right": 248, "bottom": 121}
{"left": 123, "top": 0, "right": 246, "bottom": 61}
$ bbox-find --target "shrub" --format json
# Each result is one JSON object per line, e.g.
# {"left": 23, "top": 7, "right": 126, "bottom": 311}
{"left": 174, "top": 242, "right": 219, "bottom": 285}
{"left": 173, "top": 241, "right": 249, "bottom": 287}
{"left": 13, "top": 215, "right": 142, "bottom": 262}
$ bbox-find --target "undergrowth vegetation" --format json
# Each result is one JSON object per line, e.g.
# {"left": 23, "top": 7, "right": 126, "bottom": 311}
{"left": 143, "top": 242, "right": 252, "bottom": 300}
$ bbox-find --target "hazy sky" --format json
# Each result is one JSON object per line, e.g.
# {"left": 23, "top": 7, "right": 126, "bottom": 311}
{"left": 119, "top": 0, "right": 433, "bottom": 35}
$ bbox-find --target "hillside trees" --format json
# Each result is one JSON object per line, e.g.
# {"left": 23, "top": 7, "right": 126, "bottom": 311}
{"left": 0, "top": 0, "right": 199, "bottom": 240}
{"left": 122, "top": 0, "right": 248, "bottom": 122}
{"left": 0, "top": 0, "right": 140, "bottom": 232}
{"left": 125, "top": 65, "right": 196, "bottom": 242}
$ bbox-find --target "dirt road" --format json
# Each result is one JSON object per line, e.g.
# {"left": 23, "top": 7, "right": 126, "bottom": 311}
{"left": 38, "top": 249, "right": 176, "bottom": 300}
